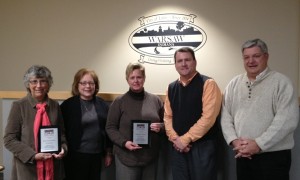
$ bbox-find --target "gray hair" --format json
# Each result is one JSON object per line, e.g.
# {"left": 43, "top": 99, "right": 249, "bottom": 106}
{"left": 241, "top": 39, "right": 268, "bottom": 54}
{"left": 23, "top": 65, "right": 53, "bottom": 92}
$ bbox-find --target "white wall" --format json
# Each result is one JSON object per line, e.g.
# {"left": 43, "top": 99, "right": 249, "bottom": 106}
{"left": 0, "top": 0, "right": 299, "bottom": 95}
{"left": 0, "top": 0, "right": 299, "bottom": 175}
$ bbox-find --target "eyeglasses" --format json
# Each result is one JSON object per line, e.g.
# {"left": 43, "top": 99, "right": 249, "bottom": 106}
{"left": 29, "top": 79, "right": 48, "bottom": 86}
{"left": 79, "top": 81, "right": 95, "bottom": 86}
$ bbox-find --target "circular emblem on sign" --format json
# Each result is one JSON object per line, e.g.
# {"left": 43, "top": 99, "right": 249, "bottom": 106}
{"left": 128, "top": 14, "right": 207, "bottom": 64}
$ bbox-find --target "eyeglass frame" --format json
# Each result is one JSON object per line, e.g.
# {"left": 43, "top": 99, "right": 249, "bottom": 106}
{"left": 78, "top": 81, "right": 95, "bottom": 86}
{"left": 29, "top": 79, "right": 49, "bottom": 86}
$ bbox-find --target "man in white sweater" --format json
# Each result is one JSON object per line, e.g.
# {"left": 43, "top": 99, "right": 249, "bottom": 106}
{"left": 221, "top": 38, "right": 299, "bottom": 180}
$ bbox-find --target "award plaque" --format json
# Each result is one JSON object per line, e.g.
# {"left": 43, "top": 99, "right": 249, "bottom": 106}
{"left": 131, "top": 120, "right": 151, "bottom": 147}
{"left": 38, "top": 125, "right": 61, "bottom": 153}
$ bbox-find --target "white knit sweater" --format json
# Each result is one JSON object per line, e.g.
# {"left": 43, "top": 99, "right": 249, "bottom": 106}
{"left": 221, "top": 68, "right": 299, "bottom": 152}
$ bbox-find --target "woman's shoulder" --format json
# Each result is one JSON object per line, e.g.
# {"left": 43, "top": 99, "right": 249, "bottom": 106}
{"left": 113, "top": 92, "right": 128, "bottom": 101}
{"left": 48, "top": 97, "right": 61, "bottom": 108}
{"left": 144, "top": 91, "right": 163, "bottom": 104}
{"left": 14, "top": 94, "right": 36, "bottom": 107}
{"left": 145, "top": 91, "right": 162, "bottom": 99}
{"left": 12, "top": 96, "right": 31, "bottom": 108}
{"left": 95, "top": 95, "right": 106, "bottom": 102}
{"left": 61, "top": 95, "right": 79, "bottom": 105}
{"left": 94, "top": 96, "right": 109, "bottom": 107}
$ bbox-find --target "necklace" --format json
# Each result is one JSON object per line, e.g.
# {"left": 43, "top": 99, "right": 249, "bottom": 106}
{"left": 80, "top": 99, "right": 94, "bottom": 112}
{"left": 81, "top": 104, "right": 90, "bottom": 112}
{"left": 80, "top": 100, "right": 97, "bottom": 119}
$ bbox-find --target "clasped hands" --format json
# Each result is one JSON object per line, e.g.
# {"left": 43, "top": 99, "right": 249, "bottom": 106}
{"left": 231, "top": 138, "right": 261, "bottom": 159}
{"left": 172, "top": 136, "right": 191, "bottom": 153}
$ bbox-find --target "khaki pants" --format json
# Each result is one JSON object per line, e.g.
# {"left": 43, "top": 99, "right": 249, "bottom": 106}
{"left": 115, "top": 155, "right": 157, "bottom": 180}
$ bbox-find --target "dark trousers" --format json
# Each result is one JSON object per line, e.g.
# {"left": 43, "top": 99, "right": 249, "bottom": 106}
{"left": 171, "top": 139, "right": 217, "bottom": 180}
{"left": 64, "top": 151, "right": 102, "bottom": 180}
{"left": 236, "top": 150, "right": 291, "bottom": 180}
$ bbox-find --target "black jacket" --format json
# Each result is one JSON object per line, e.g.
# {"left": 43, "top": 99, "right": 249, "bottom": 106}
{"left": 60, "top": 95, "right": 112, "bottom": 153}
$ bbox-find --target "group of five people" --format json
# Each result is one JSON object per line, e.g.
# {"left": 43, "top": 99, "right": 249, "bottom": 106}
{"left": 4, "top": 38, "right": 299, "bottom": 180}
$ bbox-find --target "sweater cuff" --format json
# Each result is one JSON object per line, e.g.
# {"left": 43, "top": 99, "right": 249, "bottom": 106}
{"left": 181, "top": 134, "right": 192, "bottom": 147}
{"left": 121, "top": 140, "right": 127, "bottom": 148}
{"left": 27, "top": 154, "right": 36, "bottom": 165}
{"left": 255, "top": 138, "right": 265, "bottom": 152}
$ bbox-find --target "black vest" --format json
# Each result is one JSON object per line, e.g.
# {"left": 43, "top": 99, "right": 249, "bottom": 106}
{"left": 168, "top": 73, "right": 217, "bottom": 140}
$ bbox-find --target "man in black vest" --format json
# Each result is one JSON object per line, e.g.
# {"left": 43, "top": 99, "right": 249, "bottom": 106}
{"left": 164, "top": 47, "right": 222, "bottom": 180}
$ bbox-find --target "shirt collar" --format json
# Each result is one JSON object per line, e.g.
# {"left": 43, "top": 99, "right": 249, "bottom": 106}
{"left": 27, "top": 93, "right": 49, "bottom": 108}
{"left": 178, "top": 71, "right": 198, "bottom": 87}
{"left": 247, "top": 67, "right": 269, "bottom": 85}
{"left": 256, "top": 67, "right": 268, "bottom": 80}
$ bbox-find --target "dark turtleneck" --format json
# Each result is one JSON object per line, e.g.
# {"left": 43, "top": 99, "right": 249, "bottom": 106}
{"left": 128, "top": 88, "right": 145, "bottom": 100}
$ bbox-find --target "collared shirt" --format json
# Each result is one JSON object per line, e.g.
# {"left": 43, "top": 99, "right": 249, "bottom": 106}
{"left": 164, "top": 72, "right": 222, "bottom": 146}
{"left": 178, "top": 72, "right": 198, "bottom": 87}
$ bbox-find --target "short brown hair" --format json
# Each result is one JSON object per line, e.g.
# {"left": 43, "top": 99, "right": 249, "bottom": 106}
{"left": 174, "top": 47, "right": 196, "bottom": 63}
{"left": 71, "top": 68, "right": 100, "bottom": 96}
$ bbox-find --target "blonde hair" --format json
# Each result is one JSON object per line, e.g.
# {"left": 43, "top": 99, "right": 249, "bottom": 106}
{"left": 125, "top": 62, "right": 145, "bottom": 80}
